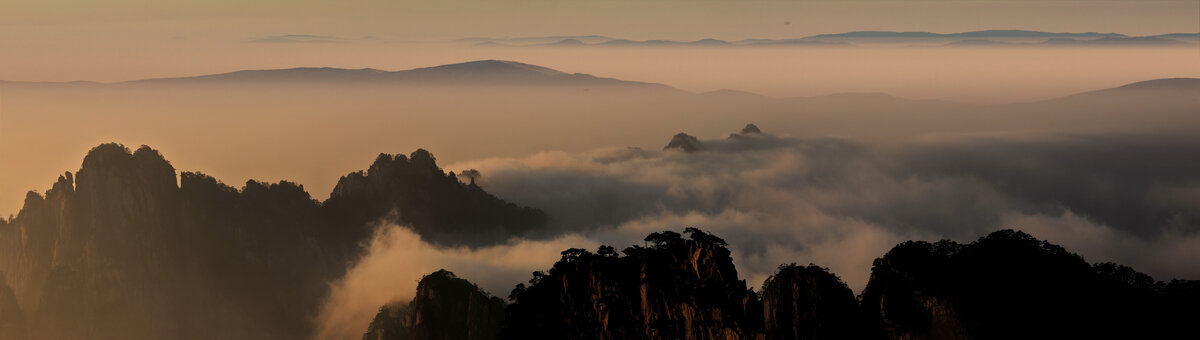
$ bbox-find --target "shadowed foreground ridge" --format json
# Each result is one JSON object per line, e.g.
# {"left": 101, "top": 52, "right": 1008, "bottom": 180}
{"left": 364, "top": 270, "right": 507, "bottom": 340}
{"left": 0, "top": 143, "right": 545, "bottom": 340}
{"left": 374, "top": 229, "right": 1197, "bottom": 340}
{"left": 859, "top": 230, "right": 1199, "bottom": 339}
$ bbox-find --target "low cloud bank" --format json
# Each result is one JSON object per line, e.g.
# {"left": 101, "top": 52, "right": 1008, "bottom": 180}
{"left": 315, "top": 224, "right": 597, "bottom": 340}
{"left": 454, "top": 130, "right": 1200, "bottom": 286}
{"left": 319, "top": 128, "right": 1200, "bottom": 339}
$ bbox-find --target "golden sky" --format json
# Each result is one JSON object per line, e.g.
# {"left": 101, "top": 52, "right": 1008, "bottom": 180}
{"left": 3, "top": 1, "right": 1197, "bottom": 39}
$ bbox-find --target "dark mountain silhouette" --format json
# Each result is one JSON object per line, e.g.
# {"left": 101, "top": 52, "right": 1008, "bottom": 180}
{"left": 859, "top": 230, "right": 1199, "bottom": 339}
{"left": 944, "top": 39, "right": 1014, "bottom": 46}
{"left": 1152, "top": 33, "right": 1200, "bottom": 39}
{"left": 740, "top": 39, "right": 851, "bottom": 46}
{"left": 664, "top": 132, "right": 702, "bottom": 152}
{"left": 466, "top": 30, "right": 1174, "bottom": 47}
{"left": 728, "top": 124, "right": 763, "bottom": 139}
{"left": 761, "top": 264, "right": 863, "bottom": 340}
{"left": 1149, "top": 33, "right": 1199, "bottom": 43}
{"left": 458, "top": 35, "right": 613, "bottom": 44}
{"left": 598, "top": 38, "right": 732, "bottom": 46}
{"left": 534, "top": 38, "right": 586, "bottom": 46}
{"left": 1090, "top": 77, "right": 1200, "bottom": 92}
{"left": 472, "top": 40, "right": 507, "bottom": 47}
{"left": 372, "top": 229, "right": 1197, "bottom": 340}
{"left": 500, "top": 228, "right": 765, "bottom": 340}
{"left": 0, "top": 143, "right": 545, "bottom": 340}
{"left": 947, "top": 36, "right": 1192, "bottom": 46}
{"left": 364, "top": 270, "right": 506, "bottom": 340}
{"left": 121, "top": 60, "right": 677, "bottom": 90}
{"left": 1040, "top": 36, "right": 1186, "bottom": 46}
{"left": 1050, "top": 77, "right": 1200, "bottom": 103}
{"left": 325, "top": 150, "right": 547, "bottom": 246}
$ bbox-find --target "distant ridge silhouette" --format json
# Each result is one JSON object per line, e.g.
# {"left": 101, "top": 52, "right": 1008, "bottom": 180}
{"left": 808, "top": 30, "right": 1125, "bottom": 39}
{"left": 467, "top": 30, "right": 1200, "bottom": 48}
{"left": 122, "top": 60, "right": 679, "bottom": 90}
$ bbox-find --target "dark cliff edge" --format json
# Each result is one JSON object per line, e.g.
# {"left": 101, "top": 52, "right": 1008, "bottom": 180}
{"left": 373, "top": 229, "right": 1198, "bottom": 340}
{"left": 0, "top": 143, "right": 545, "bottom": 340}
{"left": 363, "top": 270, "right": 507, "bottom": 340}
{"left": 501, "top": 228, "right": 764, "bottom": 340}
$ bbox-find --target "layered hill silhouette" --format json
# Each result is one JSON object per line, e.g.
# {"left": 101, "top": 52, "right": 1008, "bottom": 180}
{"left": 0, "top": 144, "right": 545, "bottom": 340}
{"left": 368, "top": 229, "right": 1199, "bottom": 340}
{"left": 464, "top": 30, "right": 1198, "bottom": 47}
{"left": 121, "top": 60, "right": 677, "bottom": 90}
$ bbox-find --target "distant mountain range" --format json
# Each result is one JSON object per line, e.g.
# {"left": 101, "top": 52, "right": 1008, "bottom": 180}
{"left": 467, "top": 30, "right": 1199, "bottom": 47}
{"left": 2, "top": 61, "right": 1196, "bottom": 105}
{"left": 1056, "top": 78, "right": 1200, "bottom": 100}
{"left": 949, "top": 36, "right": 1188, "bottom": 46}
{"left": 808, "top": 30, "right": 1126, "bottom": 39}
{"left": 124, "top": 60, "right": 676, "bottom": 90}
{"left": 0, "top": 60, "right": 679, "bottom": 92}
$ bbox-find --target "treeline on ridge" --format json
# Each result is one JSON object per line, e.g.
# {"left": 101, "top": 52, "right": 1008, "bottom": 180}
{"left": 367, "top": 228, "right": 1200, "bottom": 340}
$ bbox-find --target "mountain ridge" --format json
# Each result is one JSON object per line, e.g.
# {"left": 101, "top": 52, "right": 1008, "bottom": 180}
{"left": 0, "top": 61, "right": 1193, "bottom": 105}
{"left": 122, "top": 60, "right": 675, "bottom": 90}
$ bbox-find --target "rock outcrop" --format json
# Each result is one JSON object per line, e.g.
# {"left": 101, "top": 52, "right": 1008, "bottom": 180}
{"left": 500, "top": 228, "right": 764, "bottom": 340}
{"left": 0, "top": 143, "right": 545, "bottom": 340}
{"left": 363, "top": 270, "right": 507, "bottom": 340}
{"left": 664, "top": 133, "right": 702, "bottom": 152}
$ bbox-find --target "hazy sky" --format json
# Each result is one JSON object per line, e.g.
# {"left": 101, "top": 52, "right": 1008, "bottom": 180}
{"left": 3, "top": 1, "right": 1197, "bottom": 39}
{"left": 2, "top": 0, "right": 1197, "bottom": 84}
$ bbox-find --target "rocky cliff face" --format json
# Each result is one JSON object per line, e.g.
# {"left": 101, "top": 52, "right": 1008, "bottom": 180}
{"left": 760, "top": 264, "right": 862, "bottom": 340}
{"left": 501, "top": 228, "right": 764, "bottom": 340}
{"left": 0, "top": 272, "right": 27, "bottom": 340}
{"left": 363, "top": 270, "right": 507, "bottom": 340}
{"left": 0, "top": 143, "right": 545, "bottom": 340}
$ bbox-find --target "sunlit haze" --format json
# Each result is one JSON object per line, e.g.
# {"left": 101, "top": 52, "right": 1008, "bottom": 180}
{"left": 1, "top": 1, "right": 1198, "bottom": 340}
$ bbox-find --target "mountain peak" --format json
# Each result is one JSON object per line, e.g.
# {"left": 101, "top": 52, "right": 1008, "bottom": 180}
{"left": 406, "top": 60, "right": 565, "bottom": 77}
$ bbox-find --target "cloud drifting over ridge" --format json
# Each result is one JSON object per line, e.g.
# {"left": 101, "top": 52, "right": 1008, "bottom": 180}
{"left": 450, "top": 129, "right": 1200, "bottom": 286}
{"left": 319, "top": 127, "right": 1200, "bottom": 339}
{"left": 316, "top": 224, "right": 599, "bottom": 340}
